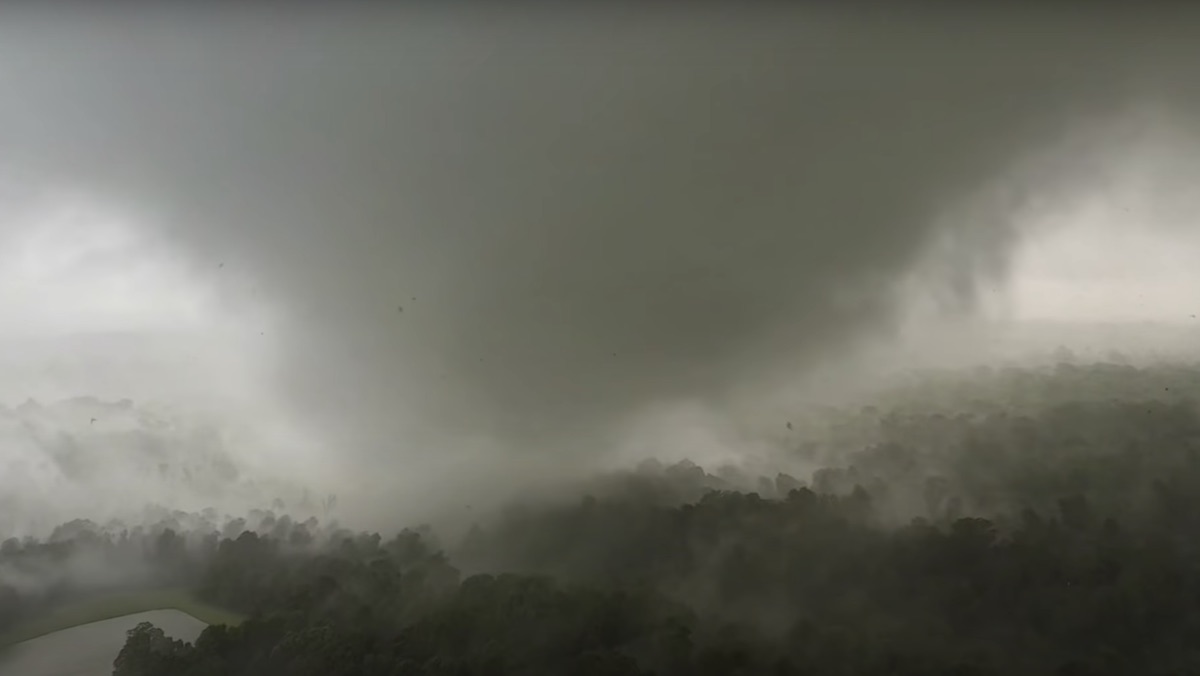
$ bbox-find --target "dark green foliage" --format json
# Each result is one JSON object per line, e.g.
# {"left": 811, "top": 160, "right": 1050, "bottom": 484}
{"left": 12, "top": 360, "right": 1200, "bottom": 674}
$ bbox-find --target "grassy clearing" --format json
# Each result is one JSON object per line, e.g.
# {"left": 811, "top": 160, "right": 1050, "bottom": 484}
{"left": 0, "top": 588, "right": 245, "bottom": 647}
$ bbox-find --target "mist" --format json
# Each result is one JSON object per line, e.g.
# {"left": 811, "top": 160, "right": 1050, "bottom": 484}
{"left": 4, "top": 6, "right": 1200, "bottom": 530}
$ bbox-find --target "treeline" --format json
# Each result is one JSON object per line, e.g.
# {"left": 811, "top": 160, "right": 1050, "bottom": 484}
{"left": 117, "top": 491, "right": 1200, "bottom": 675}
{"left": 0, "top": 394, "right": 332, "bottom": 539}
{"left": 18, "top": 360, "right": 1200, "bottom": 674}
{"left": 0, "top": 507, "right": 346, "bottom": 636}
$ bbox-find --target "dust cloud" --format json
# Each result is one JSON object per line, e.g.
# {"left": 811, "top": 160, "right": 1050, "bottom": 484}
{"left": 3, "top": 7, "right": 1200, "bottom": 525}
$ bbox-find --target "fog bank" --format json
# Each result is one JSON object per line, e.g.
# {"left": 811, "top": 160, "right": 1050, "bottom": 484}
{"left": 4, "top": 7, "right": 1200, "bottom": 523}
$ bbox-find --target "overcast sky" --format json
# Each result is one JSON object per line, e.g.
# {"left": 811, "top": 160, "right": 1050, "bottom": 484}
{"left": 3, "top": 6, "right": 1200, "bottom": 523}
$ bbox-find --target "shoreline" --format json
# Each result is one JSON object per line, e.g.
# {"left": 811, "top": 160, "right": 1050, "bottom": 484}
{"left": 0, "top": 588, "right": 244, "bottom": 649}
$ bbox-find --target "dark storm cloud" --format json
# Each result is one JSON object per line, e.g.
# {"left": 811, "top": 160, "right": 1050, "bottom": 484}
{"left": 2, "top": 7, "right": 1198, "bottom": 490}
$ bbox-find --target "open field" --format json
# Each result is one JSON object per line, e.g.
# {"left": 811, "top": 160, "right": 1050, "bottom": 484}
{"left": 0, "top": 588, "right": 244, "bottom": 648}
{"left": 0, "top": 609, "right": 209, "bottom": 676}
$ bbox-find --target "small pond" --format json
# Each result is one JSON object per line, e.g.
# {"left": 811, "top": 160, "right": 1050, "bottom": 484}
{"left": 0, "top": 609, "right": 206, "bottom": 676}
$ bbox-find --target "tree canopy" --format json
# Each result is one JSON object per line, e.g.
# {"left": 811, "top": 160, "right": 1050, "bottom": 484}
{"left": 7, "top": 358, "right": 1200, "bottom": 675}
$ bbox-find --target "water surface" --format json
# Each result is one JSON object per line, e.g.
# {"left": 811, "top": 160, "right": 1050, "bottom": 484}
{"left": 0, "top": 609, "right": 206, "bottom": 676}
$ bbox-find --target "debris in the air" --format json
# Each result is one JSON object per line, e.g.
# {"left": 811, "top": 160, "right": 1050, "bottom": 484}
{"left": 786, "top": 422, "right": 793, "bottom": 430}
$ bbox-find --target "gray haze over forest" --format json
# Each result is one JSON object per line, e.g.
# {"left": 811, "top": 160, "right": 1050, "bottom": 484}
{"left": 3, "top": 6, "right": 1200, "bottom": 529}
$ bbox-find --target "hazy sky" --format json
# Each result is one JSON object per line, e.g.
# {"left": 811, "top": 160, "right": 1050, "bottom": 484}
{"left": 0, "top": 194, "right": 212, "bottom": 335}
{"left": 3, "top": 7, "right": 1200, "bottom": 521}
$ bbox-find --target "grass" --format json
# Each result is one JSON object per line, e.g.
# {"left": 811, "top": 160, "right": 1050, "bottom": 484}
{"left": 0, "top": 587, "right": 246, "bottom": 648}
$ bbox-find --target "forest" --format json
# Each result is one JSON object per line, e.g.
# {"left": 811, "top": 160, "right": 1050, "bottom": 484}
{"left": 6, "top": 358, "right": 1200, "bottom": 675}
